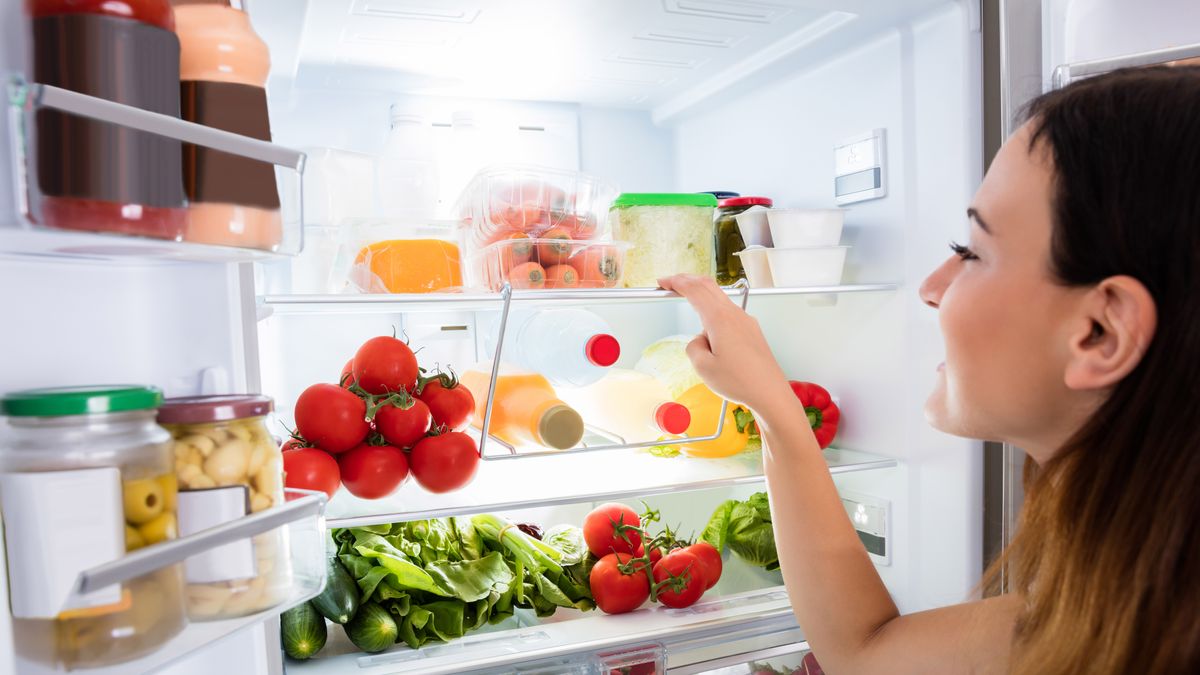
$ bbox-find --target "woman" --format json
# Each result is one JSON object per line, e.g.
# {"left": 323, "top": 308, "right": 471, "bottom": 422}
{"left": 662, "top": 66, "right": 1200, "bottom": 674}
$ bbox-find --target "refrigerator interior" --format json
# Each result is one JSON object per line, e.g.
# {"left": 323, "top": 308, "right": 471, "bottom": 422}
{"left": 0, "top": 0, "right": 1004, "bottom": 672}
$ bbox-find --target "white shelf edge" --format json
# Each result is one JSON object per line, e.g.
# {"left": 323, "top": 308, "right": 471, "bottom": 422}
{"left": 325, "top": 448, "right": 896, "bottom": 529}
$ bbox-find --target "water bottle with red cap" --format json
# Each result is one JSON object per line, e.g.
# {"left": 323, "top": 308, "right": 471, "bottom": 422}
{"left": 560, "top": 369, "right": 693, "bottom": 443}
{"left": 483, "top": 308, "right": 621, "bottom": 387}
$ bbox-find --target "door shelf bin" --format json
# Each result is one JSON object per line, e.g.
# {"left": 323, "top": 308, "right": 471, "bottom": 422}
{"left": 5, "top": 77, "right": 306, "bottom": 262}
{"left": 21, "top": 491, "right": 328, "bottom": 675}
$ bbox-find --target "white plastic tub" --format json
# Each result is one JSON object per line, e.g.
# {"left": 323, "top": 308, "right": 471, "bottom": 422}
{"left": 733, "top": 246, "right": 774, "bottom": 288}
{"left": 733, "top": 206, "right": 773, "bottom": 247}
{"left": 764, "top": 246, "right": 848, "bottom": 287}
{"left": 766, "top": 208, "right": 845, "bottom": 247}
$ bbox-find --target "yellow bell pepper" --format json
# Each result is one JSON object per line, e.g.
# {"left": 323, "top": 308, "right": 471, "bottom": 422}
{"left": 678, "top": 384, "right": 750, "bottom": 458}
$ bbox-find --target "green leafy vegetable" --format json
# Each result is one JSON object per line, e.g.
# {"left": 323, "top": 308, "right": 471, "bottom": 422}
{"left": 702, "top": 492, "right": 779, "bottom": 571}
{"left": 542, "top": 524, "right": 586, "bottom": 566}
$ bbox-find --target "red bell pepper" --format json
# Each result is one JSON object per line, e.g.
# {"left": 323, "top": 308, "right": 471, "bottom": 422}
{"left": 789, "top": 381, "right": 840, "bottom": 449}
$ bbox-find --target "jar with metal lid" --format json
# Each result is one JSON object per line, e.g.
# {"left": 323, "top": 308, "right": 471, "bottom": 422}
{"left": 0, "top": 386, "right": 186, "bottom": 669}
{"left": 156, "top": 395, "right": 291, "bottom": 620}
{"left": 610, "top": 192, "right": 718, "bottom": 287}
{"left": 714, "top": 196, "right": 773, "bottom": 285}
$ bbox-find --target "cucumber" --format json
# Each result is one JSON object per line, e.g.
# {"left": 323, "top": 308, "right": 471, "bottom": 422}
{"left": 343, "top": 601, "right": 398, "bottom": 653}
{"left": 312, "top": 557, "right": 360, "bottom": 624}
{"left": 280, "top": 601, "right": 327, "bottom": 660}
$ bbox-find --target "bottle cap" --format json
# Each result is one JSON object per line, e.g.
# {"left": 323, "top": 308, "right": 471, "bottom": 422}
{"left": 654, "top": 402, "right": 692, "bottom": 435}
{"left": 585, "top": 334, "right": 621, "bottom": 367}
{"left": 538, "top": 405, "right": 585, "bottom": 450}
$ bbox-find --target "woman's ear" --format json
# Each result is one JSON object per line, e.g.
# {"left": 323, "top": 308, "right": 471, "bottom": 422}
{"left": 1063, "top": 275, "right": 1157, "bottom": 390}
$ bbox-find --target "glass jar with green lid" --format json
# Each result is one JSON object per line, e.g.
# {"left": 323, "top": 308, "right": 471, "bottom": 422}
{"left": 714, "top": 196, "right": 773, "bottom": 285}
{"left": 610, "top": 192, "right": 718, "bottom": 287}
{"left": 0, "top": 385, "right": 186, "bottom": 669}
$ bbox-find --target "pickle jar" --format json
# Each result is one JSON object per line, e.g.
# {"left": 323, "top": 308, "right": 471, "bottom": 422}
{"left": 156, "top": 395, "right": 291, "bottom": 620}
{"left": 0, "top": 386, "right": 186, "bottom": 669}
{"left": 714, "top": 196, "right": 772, "bottom": 285}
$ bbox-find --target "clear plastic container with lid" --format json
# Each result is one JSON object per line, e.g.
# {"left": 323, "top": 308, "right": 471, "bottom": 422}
{"left": 0, "top": 386, "right": 186, "bottom": 669}
{"left": 609, "top": 193, "right": 718, "bottom": 287}
{"left": 156, "top": 395, "right": 292, "bottom": 621}
{"left": 714, "top": 196, "right": 773, "bottom": 285}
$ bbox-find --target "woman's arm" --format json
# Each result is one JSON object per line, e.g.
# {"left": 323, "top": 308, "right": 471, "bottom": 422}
{"left": 659, "top": 275, "right": 1017, "bottom": 674}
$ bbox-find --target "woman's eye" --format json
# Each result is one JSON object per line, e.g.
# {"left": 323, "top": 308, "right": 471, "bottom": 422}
{"left": 949, "top": 241, "right": 979, "bottom": 261}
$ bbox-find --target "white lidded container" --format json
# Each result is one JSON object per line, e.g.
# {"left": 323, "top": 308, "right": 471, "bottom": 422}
{"left": 734, "top": 205, "right": 773, "bottom": 248}
{"left": 734, "top": 246, "right": 774, "bottom": 288}
{"left": 764, "top": 246, "right": 849, "bottom": 286}
{"left": 767, "top": 208, "right": 845, "bottom": 247}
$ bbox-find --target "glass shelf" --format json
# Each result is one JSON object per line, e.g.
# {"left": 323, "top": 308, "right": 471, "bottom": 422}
{"left": 324, "top": 447, "right": 896, "bottom": 528}
{"left": 286, "top": 586, "right": 797, "bottom": 675}
{"left": 257, "top": 283, "right": 900, "bottom": 316}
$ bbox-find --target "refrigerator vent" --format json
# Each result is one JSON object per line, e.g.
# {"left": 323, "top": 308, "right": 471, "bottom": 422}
{"left": 606, "top": 52, "right": 706, "bottom": 70}
{"left": 351, "top": 0, "right": 481, "bottom": 23}
{"left": 661, "top": 0, "right": 792, "bottom": 24}
{"left": 633, "top": 29, "right": 742, "bottom": 49}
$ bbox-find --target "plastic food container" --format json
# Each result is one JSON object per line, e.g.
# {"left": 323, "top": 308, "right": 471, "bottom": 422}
{"left": 734, "top": 205, "right": 772, "bottom": 248}
{"left": 472, "top": 237, "right": 631, "bottom": 291}
{"left": 734, "top": 246, "right": 774, "bottom": 288}
{"left": 767, "top": 208, "right": 846, "bottom": 247}
{"left": 157, "top": 395, "right": 292, "bottom": 621}
{"left": 610, "top": 193, "right": 717, "bottom": 287}
{"left": 714, "top": 196, "right": 773, "bottom": 284}
{"left": 0, "top": 386, "right": 186, "bottom": 669}
{"left": 457, "top": 165, "right": 619, "bottom": 247}
{"left": 764, "top": 246, "right": 849, "bottom": 286}
{"left": 328, "top": 219, "right": 465, "bottom": 294}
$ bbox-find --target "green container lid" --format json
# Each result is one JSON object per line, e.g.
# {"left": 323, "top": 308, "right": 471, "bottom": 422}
{"left": 1, "top": 386, "right": 164, "bottom": 417}
{"left": 612, "top": 193, "right": 718, "bottom": 208}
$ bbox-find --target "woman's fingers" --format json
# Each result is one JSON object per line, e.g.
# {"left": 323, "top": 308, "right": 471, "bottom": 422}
{"left": 659, "top": 274, "right": 736, "bottom": 328}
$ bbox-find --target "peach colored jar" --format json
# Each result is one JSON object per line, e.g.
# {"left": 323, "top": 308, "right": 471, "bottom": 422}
{"left": 173, "top": 0, "right": 282, "bottom": 251}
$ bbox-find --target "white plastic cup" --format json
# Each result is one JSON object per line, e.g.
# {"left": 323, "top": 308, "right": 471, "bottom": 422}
{"left": 734, "top": 206, "right": 773, "bottom": 247}
{"left": 763, "top": 246, "right": 848, "bottom": 287}
{"left": 766, "top": 209, "right": 845, "bottom": 247}
{"left": 734, "top": 246, "right": 774, "bottom": 288}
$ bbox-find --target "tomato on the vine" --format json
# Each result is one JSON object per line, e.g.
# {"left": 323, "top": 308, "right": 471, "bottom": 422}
{"left": 652, "top": 549, "right": 705, "bottom": 609}
{"left": 340, "top": 359, "right": 355, "bottom": 388}
{"left": 353, "top": 336, "right": 419, "bottom": 395}
{"left": 294, "top": 383, "right": 369, "bottom": 454}
{"left": 589, "top": 552, "right": 650, "bottom": 615}
{"left": 634, "top": 543, "right": 663, "bottom": 567}
{"left": 282, "top": 447, "right": 340, "bottom": 499}
{"left": 373, "top": 397, "right": 432, "bottom": 449}
{"left": 338, "top": 443, "right": 408, "bottom": 499}
{"left": 409, "top": 431, "right": 479, "bottom": 493}
{"left": 583, "top": 503, "right": 642, "bottom": 557}
{"left": 682, "top": 541, "right": 722, "bottom": 589}
{"left": 417, "top": 376, "right": 475, "bottom": 432}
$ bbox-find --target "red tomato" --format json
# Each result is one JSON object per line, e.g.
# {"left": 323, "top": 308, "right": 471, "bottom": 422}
{"left": 340, "top": 359, "right": 355, "bottom": 388}
{"left": 537, "top": 227, "right": 573, "bottom": 265}
{"left": 353, "top": 336, "right": 419, "bottom": 395}
{"left": 508, "top": 262, "right": 545, "bottom": 289}
{"left": 569, "top": 246, "right": 622, "bottom": 288}
{"left": 634, "top": 543, "right": 664, "bottom": 567}
{"left": 294, "top": 384, "right": 370, "bottom": 454}
{"left": 652, "top": 550, "right": 705, "bottom": 608}
{"left": 409, "top": 432, "right": 479, "bottom": 493}
{"left": 374, "top": 398, "right": 432, "bottom": 449}
{"left": 544, "top": 264, "right": 579, "bottom": 289}
{"left": 583, "top": 503, "right": 642, "bottom": 557}
{"left": 417, "top": 379, "right": 475, "bottom": 432}
{"left": 589, "top": 553, "right": 650, "bottom": 615}
{"left": 281, "top": 437, "right": 310, "bottom": 452}
{"left": 337, "top": 444, "right": 409, "bottom": 499}
{"left": 683, "top": 541, "right": 722, "bottom": 589}
{"left": 282, "top": 447, "right": 340, "bottom": 499}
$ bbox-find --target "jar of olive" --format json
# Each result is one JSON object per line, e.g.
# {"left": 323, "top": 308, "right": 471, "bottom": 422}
{"left": 0, "top": 386, "right": 186, "bottom": 669}
{"left": 157, "top": 395, "right": 291, "bottom": 621}
{"left": 714, "top": 196, "right": 773, "bottom": 285}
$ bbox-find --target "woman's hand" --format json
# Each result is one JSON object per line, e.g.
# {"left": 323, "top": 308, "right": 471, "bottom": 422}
{"left": 658, "top": 274, "right": 793, "bottom": 414}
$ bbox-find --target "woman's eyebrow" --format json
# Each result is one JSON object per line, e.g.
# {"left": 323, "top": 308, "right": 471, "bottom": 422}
{"left": 967, "top": 208, "right": 992, "bottom": 234}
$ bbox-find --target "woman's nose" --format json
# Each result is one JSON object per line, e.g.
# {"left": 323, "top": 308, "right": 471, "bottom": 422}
{"left": 919, "top": 257, "right": 954, "bottom": 309}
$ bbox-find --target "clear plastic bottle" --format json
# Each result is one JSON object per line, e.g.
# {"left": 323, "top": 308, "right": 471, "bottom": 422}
{"left": 375, "top": 105, "right": 439, "bottom": 219}
{"left": 460, "top": 364, "right": 585, "bottom": 450}
{"left": 559, "top": 369, "right": 692, "bottom": 444}
{"left": 483, "top": 308, "right": 621, "bottom": 387}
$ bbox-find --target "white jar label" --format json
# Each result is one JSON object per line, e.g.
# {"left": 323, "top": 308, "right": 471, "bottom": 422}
{"left": 0, "top": 468, "right": 124, "bottom": 619}
{"left": 178, "top": 486, "right": 256, "bottom": 583}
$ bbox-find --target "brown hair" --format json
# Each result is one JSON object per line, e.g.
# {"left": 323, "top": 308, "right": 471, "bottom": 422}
{"left": 984, "top": 66, "right": 1200, "bottom": 673}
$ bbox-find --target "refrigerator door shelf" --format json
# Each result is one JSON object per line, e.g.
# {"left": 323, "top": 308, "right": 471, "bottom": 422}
{"left": 286, "top": 587, "right": 794, "bottom": 675}
{"left": 324, "top": 447, "right": 896, "bottom": 532}
{"left": 5, "top": 79, "right": 306, "bottom": 261}
{"left": 18, "top": 492, "right": 328, "bottom": 675}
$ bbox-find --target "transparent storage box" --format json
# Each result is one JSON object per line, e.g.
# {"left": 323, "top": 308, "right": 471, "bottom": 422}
{"left": 470, "top": 238, "right": 631, "bottom": 291}
{"left": 327, "top": 218, "right": 466, "bottom": 294}
{"left": 456, "top": 165, "right": 619, "bottom": 248}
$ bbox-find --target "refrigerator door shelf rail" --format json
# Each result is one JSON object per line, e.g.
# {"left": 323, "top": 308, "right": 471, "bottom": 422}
{"left": 256, "top": 283, "right": 901, "bottom": 316}
{"left": 4, "top": 77, "right": 307, "bottom": 261}
{"left": 323, "top": 447, "right": 897, "bottom": 528}
{"left": 1052, "top": 42, "right": 1200, "bottom": 88}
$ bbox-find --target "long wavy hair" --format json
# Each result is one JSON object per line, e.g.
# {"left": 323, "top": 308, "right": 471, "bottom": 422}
{"left": 983, "top": 65, "right": 1200, "bottom": 673}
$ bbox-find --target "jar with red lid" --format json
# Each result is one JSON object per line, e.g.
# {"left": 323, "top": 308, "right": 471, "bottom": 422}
{"left": 157, "top": 395, "right": 292, "bottom": 620}
{"left": 27, "top": 0, "right": 188, "bottom": 240}
{"left": 714, "top": 196, "right": 773, "bottom": 285}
